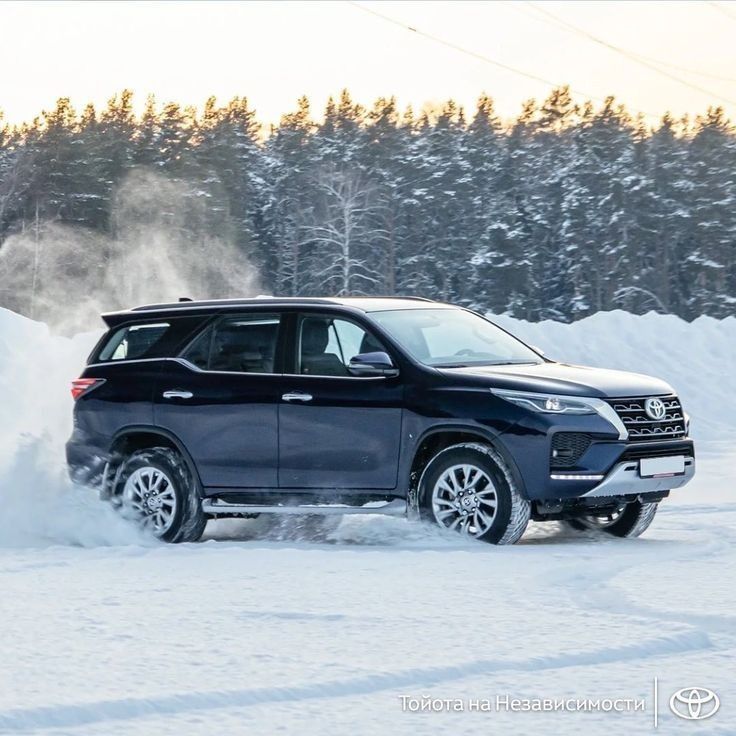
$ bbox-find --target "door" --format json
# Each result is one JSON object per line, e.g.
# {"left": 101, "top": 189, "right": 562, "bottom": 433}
{"left": 278, "top": 313, "right": 403, "bottom": 490}
{"left": 154, "top": 312, "right": 284, "bottom": 490}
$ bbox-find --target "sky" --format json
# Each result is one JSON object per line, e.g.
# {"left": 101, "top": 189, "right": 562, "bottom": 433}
{"left": 1, "top": 1, "right": 735, "bottom": 128}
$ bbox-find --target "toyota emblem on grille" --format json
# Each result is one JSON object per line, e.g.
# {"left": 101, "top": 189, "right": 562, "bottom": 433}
{"left": 645, "top": 397, "right": 666, "bottom": 420}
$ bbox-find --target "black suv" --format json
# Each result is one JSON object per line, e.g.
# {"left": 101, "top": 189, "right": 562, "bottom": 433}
{"left": 67, "top": 297, "right": 695, "bottom": 544}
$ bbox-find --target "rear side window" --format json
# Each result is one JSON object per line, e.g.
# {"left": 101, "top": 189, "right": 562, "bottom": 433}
{"left": 94, "top": 316, "right": 208, "bottom": 363}
{"left": 98, "top": 323, "right": 171, "bottom": 361}
{"left": 182, "top": 314, "right": 281, "bottom": 373}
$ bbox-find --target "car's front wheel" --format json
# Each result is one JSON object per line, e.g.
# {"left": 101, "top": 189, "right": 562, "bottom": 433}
{"left": 562, "top": 500, "right": 659, "bottom": 538}
{"left": 116, "top": 447, "right": 207, "bottom": 543}
{"left": 419, "top": 442, "right": 530, "bottom": 545}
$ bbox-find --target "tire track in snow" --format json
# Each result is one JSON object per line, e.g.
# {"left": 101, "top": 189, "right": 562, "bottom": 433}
{"left": 0, "top": 628, "right": 710, "bottom": 733}
{"left": 540, "top": 516, "right": 736, "bottom": 647}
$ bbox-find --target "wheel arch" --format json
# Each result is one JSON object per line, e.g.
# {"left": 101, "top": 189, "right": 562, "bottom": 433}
{"left": 104, "top": 425, "right": 204, "bottom": 498}
{"left": 407, "top": 426, "right": 528, "bottom": 509}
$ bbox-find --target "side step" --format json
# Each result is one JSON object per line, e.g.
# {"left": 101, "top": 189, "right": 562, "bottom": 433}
{"left": 202, "top": 498, "right": 407, "bottom": 517}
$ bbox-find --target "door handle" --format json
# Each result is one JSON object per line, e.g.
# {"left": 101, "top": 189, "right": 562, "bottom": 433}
{"left": 282, "top": 392, "right": 313, "bottom": 402}
{"left": 163, "top": 390, "right": 194, "bottom": 399}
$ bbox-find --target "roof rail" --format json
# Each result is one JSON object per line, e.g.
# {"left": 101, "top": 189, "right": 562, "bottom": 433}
{"left": 384, "top": 295, "right": 434, "bottom": 302}
{"left": 129, "top": 296, "right": 337, "bottom": 312}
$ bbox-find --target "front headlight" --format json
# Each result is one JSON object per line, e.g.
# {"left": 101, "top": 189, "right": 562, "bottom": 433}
{"left": 490, "top": 388, "right": 629, "bottom": 439}
{"left": 490, "top": 388, "right": 596, "bottom": 414}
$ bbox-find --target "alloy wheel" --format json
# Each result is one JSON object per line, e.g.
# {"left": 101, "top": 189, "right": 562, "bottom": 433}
{"left": 431, "top": 463, "right": 498, "bottom": 537}
{"left": 122, "top": 466, "right": 178, "bottom": 536}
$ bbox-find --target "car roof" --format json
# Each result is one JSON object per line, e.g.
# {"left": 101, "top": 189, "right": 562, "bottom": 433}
{"left": 101, "top": 296, "right": 456, "bottom": 327}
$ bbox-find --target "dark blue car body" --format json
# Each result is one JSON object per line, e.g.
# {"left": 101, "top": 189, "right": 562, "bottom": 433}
{"left": 66, "top": 297, "right": 695, "bottom": 520}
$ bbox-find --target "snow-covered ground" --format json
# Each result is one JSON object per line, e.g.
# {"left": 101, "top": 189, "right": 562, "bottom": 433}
{"left": 0, "top": 307, "right": 734, "bottom": 734}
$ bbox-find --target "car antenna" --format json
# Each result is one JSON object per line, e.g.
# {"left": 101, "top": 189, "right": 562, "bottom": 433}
{"left": 178, "top": 297, "right": 193, "bottom": 302}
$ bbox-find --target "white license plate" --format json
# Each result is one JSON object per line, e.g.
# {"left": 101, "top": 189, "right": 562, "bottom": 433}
{"left": 640, "top": 455, "right": 686, "bottom": 478}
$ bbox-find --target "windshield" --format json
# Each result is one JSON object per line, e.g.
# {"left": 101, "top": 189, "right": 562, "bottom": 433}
{"left": 369, "top": 308, "right": 542, "bottom": 368}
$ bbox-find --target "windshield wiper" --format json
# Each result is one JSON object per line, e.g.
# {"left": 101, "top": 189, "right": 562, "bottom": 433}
{"left": 487, "top": 360, "right": 541, "bottom": 366}
{"left": 434, "top": 360, "right": 540, "bottom": 368}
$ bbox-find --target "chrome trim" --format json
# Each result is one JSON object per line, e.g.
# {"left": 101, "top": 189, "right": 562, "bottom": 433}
{"left": 87, "top": 357, "right": 174, "bottom": 368}
{"left": 282, "top": 392, "right": 313, "bottom": 402}
{"left": 162, "top": 390, "right": 193, "bottom": 399}
{"left": 171, "top": 357, "right": 280, "bottom": 377}
{"left": 202, "top": 498, "right": 407, "bottom": 516}
{"left": 173, "top": 358, "right": 388, "bottom": 381}
{"left": 87, "top": 356, "right": 391, "bottom": 380}
{"left": 608, "top": 395, "right": 686, "bottom": 440}
{"left": 583, "top": 458, "right": 695, "bottom": 498}
{"left": 588, "top": 398, "right": 629, "bottom": 440}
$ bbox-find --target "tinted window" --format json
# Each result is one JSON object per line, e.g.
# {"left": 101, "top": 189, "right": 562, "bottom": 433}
{"left": 98, "top": 323, "right": 170, "bottom": 361}
{"left": 298, "top": 315, "right": 387, "bottom": 377}
{"left": 182, "top": 314, "right": 281, "bottom": 373}
{"left": 94, "top": 317, "right": 208, "bottom": 363}
{"left": 370, "top": 308, "right": 542, "bottom": 367}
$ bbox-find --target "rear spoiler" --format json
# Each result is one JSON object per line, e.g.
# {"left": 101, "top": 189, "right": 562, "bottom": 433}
{"left": 101, "top": 303, "right": 214, "bottom": 328}
{"left": 101, "top": 310, "right": 132, "bottom": 328}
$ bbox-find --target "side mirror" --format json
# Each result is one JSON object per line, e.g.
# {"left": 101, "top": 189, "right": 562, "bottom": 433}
{"left": 348, "top": 351, "right": 399, "bottom": 378}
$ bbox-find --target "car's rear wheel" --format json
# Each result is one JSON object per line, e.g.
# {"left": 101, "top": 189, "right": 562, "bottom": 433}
{"left": 419, "top": 442, "right": 530, "bottom": 545}
{"left": 116, "top": 447, "right": 207, "bottom": 543}
{"left": 563, "top": 500, "right": 659, "bottom": 538}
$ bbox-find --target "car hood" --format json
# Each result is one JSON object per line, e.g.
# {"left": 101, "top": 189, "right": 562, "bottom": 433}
{"left": 437, "top": 361, "right": 674, "bottom": 398}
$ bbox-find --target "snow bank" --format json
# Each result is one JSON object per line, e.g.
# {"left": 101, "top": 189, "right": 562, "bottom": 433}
{"left": 0, "top": 306, "right": 733, "bottom": 548}
{"left": 493, "top": 309, "right": 736, "bottom": 445}
{"left": 0, "top": 308, "right": 144, "bottom": 548}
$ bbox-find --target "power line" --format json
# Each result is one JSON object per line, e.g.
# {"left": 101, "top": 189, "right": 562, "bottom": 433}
{"left": 348, "top": 1, "right": 661, "bottom": 120}
{"left": 708, "top": 1, "right": 736, "bottom": 21}
{"left": 526, "top": 2, "right": 736, "bottom": 107}
{"left": 633, "top": 55, "right": 736, "bottom": 84}
{"left": 509, "top": 0, "right": 736, "bottom": 83}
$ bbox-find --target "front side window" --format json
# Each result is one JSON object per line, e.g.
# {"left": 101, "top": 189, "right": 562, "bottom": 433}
{"left": 98, "top": 323, "right": 171, "bottom": 361}
{"left": 298, "top": 315, "right": 387, "bottom": 377}
{"left": 369, "top": 308, "right": 542, "bottom": 367}
{"left": 182, "top": 314, "right": 281, "bottom": 373}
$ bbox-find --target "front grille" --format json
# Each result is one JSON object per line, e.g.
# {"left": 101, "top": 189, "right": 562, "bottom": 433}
{"left": 551, "top": 432, "right": 592, "bottom": 468}
{"left": 608, "top": 396, "right": 687, "bottom": 441}
{"left": 619, "top": 444, "right": 694, "bottom": 462}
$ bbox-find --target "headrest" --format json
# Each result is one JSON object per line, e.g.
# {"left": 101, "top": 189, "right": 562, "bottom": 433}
{"left": 301, "top": 319, "right": 330, "bottom": 354}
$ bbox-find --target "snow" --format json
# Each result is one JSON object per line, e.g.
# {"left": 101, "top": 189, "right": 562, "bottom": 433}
{"left": 0, "top": 306, "right": 734, "bottom": 734}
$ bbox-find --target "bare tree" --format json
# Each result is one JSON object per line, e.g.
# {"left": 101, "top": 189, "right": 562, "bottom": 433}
{"left": 300, "top": 167, "right": 388, "bottom": 296}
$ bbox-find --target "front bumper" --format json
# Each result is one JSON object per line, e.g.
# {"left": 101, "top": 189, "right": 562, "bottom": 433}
{"left": 580, "top": 454, "right": 694, "bottom": 497}
{"left": 497, "top": 400, "right": 696, "bottom": 500}
{"left": 528, "top": 440, "right": 695, "bottom": 519}
{"left": 542, "top": 438, "right": 696, "bottom": 500}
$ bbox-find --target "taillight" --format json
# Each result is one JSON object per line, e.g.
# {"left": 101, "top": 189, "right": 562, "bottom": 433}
{"left": 71, "top": 378, "right": 105, "bottom": 401}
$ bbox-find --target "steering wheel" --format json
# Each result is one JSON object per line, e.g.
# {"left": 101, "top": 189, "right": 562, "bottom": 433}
{"left": 454, "top": 348, "right": 476, "bottom": 356}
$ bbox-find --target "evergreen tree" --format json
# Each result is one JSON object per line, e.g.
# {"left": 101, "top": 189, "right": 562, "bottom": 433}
{"left": 1, "top": 89, "right": 735, "bottom": 321}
